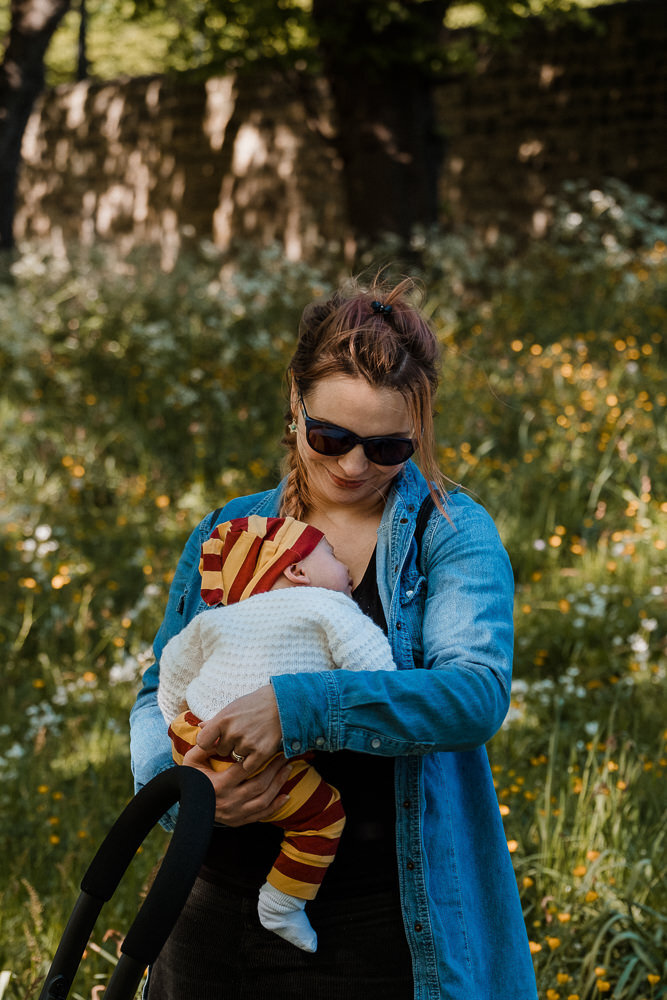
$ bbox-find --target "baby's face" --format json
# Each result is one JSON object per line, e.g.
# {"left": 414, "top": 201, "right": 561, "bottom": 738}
{"left": 300, "top": 538, "right": 353, "bottom": 596}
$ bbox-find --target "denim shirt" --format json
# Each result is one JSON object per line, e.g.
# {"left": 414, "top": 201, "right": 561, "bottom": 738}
{"left": 129, "top": 461, "right": 537, "bottom": 1000}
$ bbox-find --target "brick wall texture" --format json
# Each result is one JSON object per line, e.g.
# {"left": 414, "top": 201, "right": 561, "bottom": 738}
{"left": 16, "top": 0, "right": 666, "bottom": 258}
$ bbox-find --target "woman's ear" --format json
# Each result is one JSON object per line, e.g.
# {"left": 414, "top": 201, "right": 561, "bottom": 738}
{"left": 282, "top": 561, "right": 310, "bottom": 587}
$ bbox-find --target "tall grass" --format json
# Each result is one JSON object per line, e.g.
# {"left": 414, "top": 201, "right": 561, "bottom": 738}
{"left": 1, "top": 180, "right": 665, "bottom": 998}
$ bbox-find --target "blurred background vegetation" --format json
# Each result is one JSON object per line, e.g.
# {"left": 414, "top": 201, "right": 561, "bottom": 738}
{"left": 1, "top": 0, "right": 666, "bottom": 997}
{"left": 0, "top": 0, "right": 623, "bottom": 85}
{"left": 1, "top": 179, "right": 665, "bottom": 998}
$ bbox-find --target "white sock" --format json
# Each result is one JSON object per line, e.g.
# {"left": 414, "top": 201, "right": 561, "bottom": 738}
{"left": 257, "top": 881, "right": 318, "bottom": 953}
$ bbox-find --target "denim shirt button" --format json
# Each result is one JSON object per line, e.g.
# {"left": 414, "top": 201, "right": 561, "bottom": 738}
{"left": 403, "top": 799, "right": 411, "bottom": 809}
{"left": 414, "top": 922, "right": 423, "bottom": 933}
{"left": 406, "top": 589, "right": 414, "bottom": 598}
{"left": 396, "top": 622, "right": 402, "bottom": 631}
{"left": 291, "top": 740, "right": 302, "bottom": 752}
{"left": 315, "top": 737, "right": 325, "bottom": 747}
{"left": 370, "top": 737, "right": 382, "bottom": 749}
{"left": 406, "top": 860, "right": 415, "bottom": 870}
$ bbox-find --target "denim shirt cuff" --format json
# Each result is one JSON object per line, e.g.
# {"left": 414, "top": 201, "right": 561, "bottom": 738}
{"left": 271, "top": 672, "right": 338, "bottom": 755}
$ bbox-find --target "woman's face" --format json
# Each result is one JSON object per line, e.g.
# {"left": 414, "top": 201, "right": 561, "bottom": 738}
{"left": 293, "top": 375, "right": 414, "bottom": 510}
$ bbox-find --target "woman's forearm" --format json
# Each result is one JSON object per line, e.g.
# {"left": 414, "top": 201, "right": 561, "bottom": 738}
{"left": 272, "top": 658, "right": 510, "bottom": 759}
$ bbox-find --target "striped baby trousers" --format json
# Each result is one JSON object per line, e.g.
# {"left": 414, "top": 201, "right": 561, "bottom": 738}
{"left": 169, "top": 711, "right": 346, "bottom": 899}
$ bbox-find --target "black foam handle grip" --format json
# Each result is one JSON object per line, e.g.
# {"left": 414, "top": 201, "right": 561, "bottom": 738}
{"left": 39, "top": 766, "right": 215, "bottom": 1000}
{"left": 82, "top": 766, "right": 215, "bottom": 963}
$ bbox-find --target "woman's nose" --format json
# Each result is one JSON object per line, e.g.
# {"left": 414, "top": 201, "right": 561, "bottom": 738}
{"left": 337, "top": 445, "right": 368, "bottom": 476}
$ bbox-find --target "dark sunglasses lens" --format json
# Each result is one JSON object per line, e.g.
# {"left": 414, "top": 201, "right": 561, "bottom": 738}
{"left": 305, "top": 416, "right": 414, "bottom": 465}
{"left": 306, "top": 423, "right": 354, "bottom": 456}
{"left": 365, "top": 439, "right": 415, "bottom": 465}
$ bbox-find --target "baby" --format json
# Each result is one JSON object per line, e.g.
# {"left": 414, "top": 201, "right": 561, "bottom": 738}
{"left": 157, "top": 514, "right": 397, "bottom": 953}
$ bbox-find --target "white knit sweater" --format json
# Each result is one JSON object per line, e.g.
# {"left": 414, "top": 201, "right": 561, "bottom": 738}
{"left": 157, "top": 587, "right": 397, "bottom": 726}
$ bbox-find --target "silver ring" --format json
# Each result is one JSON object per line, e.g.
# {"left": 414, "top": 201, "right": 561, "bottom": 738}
{"left": 231, "top": 749, "right": 245, "bottom": 764}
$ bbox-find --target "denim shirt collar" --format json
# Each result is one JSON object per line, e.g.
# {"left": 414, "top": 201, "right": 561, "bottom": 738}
{"left": 248, "top": 459, "right": 430, "bottom": 521}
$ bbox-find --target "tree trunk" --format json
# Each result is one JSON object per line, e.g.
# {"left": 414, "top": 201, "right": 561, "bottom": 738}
{"left": 0, "top": 0, "right": 72, "bottom": 250}
{"left": 311, "top": 0, "right": 449, "bottom": 248}
{"left": 77, "top": 0, "right": 88, "bottom": 81}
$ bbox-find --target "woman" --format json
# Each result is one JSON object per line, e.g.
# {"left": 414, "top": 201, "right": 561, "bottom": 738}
{"left": 129, "top": 277, "right": 538, "bottom": 999}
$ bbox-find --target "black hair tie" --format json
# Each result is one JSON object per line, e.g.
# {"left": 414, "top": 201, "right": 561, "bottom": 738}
{"left": 371, "top": 300, "right": 392, "bottom": 315}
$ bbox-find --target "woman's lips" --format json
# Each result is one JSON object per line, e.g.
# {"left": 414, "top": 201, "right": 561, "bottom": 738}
{"left": 328, "top": 471, "right": 366, "bottom": 489}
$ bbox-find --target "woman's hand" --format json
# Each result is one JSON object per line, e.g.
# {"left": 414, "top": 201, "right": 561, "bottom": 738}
{"left": 182, "top": 745, "right": 292, "bottom": 826}
{"left": 196, "top": 684, "right": 283, "bottom": 775}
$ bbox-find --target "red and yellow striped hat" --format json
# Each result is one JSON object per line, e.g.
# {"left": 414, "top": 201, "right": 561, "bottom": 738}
{"left": 200, "top": 515, "right": 325, "bottom": 606}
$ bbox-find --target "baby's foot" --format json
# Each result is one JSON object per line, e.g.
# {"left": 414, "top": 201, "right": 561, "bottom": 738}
{"left": 257, "top": 881, "right": 318, "bottom": 953}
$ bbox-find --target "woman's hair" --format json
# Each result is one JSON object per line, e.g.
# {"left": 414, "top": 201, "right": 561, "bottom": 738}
{"left": 280, "top": 274, "right": 448, "bottom": 520}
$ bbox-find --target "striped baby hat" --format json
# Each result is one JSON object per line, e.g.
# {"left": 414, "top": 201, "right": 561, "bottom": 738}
{"left": 200, "top": 515, "right": 325, "bottom": 606}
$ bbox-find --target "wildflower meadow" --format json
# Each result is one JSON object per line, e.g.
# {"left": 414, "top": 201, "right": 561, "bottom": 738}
{"left": 1, "top": 180, "right": 665, "bottom": 999}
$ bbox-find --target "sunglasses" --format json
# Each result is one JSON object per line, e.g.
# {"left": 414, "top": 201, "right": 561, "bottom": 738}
{"left": 299, "top": 396, "right": 416, "bottom": 466}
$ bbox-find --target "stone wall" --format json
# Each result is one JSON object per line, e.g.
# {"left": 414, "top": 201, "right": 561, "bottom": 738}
{"left": 437, "top": 0, "right": 667, "bottom": 236}
{"left": 15, "top": 0, "right": 667, "bottom": 258}
{"left": 16, "top": 72, "right": 348, "bottom": 265}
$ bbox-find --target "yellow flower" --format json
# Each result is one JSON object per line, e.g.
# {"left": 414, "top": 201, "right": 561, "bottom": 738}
{"left": 595, "top": 967, "right": 607, "bottom": 977}
{"left": 546, "top": 990, "right": 560, "bottom": 1000}
{"left": 647, "top": 974, "right": 660, "bottom": 985}
{"left": 523, "top": 876, "right": 534, "bottom": 888}
{"left": 585, "top": 891, "right": 599, "bottom": 903}
{"left": 546, "top": 937, "right": 562, "bottom": 951}
{"left": 557, "top": 973, "right": 571, "bottom": 984}
{"left": 596, "top": 981, "right": 611, "bottom": 993}
{"left": 507, "top": 840, "right": 519, "bottom": 853}
{"left": 529, "top": 941, "right": 542, "bottom": 954}
{"left": 557, "top": 912, "right": 571, "bottom": 923}
{"left": 572, "top": 865, "right": 587, "bottom": 877}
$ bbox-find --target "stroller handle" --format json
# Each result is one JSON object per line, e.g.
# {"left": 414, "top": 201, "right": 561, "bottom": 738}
{"left": 39, "top": 766, "right": 215, "bottom": 1000}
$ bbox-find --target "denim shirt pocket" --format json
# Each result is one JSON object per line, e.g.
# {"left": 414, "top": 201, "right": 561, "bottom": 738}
{"left": 399, "top": 573, "right": 427, "bottom": 667}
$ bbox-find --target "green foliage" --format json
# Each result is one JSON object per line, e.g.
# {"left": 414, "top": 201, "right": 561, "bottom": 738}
{"left": 1, "top": 180, "right": 665, "bottom": 997}
{"left": 27, "top": 0, "right": 620, "bottom": 83}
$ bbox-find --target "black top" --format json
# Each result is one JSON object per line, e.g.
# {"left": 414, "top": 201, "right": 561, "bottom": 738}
{"left": 199, "top": 549, "right": 398, "bottom": 898}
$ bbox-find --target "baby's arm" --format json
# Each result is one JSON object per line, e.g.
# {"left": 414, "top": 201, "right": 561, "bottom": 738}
{"left": 157, "top": 612, "right": 207, "bottom": 724}
{"left": 323, "top": 598, "right": 397, "bottom": 673}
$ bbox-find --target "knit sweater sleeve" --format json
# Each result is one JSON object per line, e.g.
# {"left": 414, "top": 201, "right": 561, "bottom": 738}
{"left": 320, "top": 595, "right": 397, "bottom": 673}
{"left": 157, "top": 613, "right": 206, "bottom": 725}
